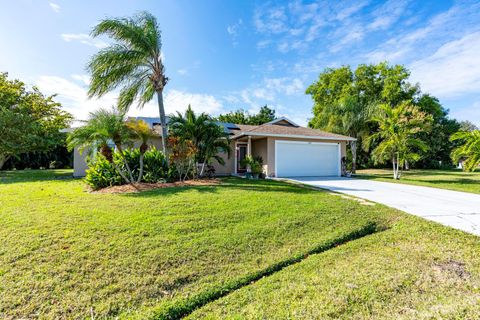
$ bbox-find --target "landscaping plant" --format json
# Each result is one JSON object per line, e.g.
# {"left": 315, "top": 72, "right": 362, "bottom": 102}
{"left": 88, "top": 12, "right": 170, "bottom": 159}
{"left": 450, "top": 130, "right": 480, "bottom": 172}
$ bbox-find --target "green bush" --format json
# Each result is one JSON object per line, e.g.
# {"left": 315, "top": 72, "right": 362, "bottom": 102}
{"left": 85, "top": 147, "right": 170, "bottom": 190}
{"left": 85, "top": 155, "right": 122, "bottom": 190}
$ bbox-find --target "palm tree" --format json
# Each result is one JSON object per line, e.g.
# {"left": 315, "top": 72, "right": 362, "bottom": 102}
{"left": 87, "top": 11, "right": 169, "bottom": 159}
{"left": 366, "top": 102, "right": 431, "bottom": 179}
{"left": 169, "top": 105, "right": 230, "bottom": 176}
{"left": 126, "top": 119, "right": 156, "bottom": 182}
{"left": 67, "top": 107, "right": 135, "bottom": 184}
{"left": 450, "top": 130, "right": 480, "bottom": 172}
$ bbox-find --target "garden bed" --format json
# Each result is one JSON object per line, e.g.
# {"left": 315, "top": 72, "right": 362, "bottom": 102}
{"left": 92, "top": 179, "right": 221, "bottom": 194}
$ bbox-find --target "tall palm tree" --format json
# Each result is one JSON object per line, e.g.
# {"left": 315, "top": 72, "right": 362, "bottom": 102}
{"left": 366, "top": 102, "right": 431, "bottom": 179}
{"left": 67, "top": 107, "right": 135, "bottom": 184}
{"left": 126, "top": 119, "right": 156, "bottom": 182}
{"left": 450, "top": 130, "right": 480, "bottom": 172}
{"left": 169, "top": 105, "right": 230, "bottom": 176}
{"left": 87, "top": 11, "right": 169, "bottom": 159}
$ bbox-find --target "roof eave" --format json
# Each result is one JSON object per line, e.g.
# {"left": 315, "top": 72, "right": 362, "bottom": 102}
{"left": 232, "top": 132, "right": 356, "bottom": 141}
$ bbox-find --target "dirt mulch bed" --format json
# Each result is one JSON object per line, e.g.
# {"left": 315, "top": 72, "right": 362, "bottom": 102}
{"left": 92, "top": 179, "right": 221, "bottom": 194}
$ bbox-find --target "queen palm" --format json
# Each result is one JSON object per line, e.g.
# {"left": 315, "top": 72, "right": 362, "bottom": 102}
{"left": 450, "top": 130, "right": 480, "bottom": 172}
{"left": 87, "top": 11, "right": 169, "bottom": 159}
{"left": 366, "top": 102, "right": 431, "bottom": 179}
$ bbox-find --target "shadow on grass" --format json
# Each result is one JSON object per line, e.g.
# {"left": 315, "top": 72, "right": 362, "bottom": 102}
{"left": 142, "top": 222, "right": 382, "bottom": 320}
{"left": 123, "top": 177, "right": 316, "bottom": 198}
{"left": 0, "top": 169, "right": 74, "bottom": 184}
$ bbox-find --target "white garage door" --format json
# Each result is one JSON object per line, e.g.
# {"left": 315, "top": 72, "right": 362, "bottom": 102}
{"left": 275, "top": 140, "right": 340, "bottom": 177}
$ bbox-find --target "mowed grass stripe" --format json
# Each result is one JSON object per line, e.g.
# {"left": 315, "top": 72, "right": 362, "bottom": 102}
{"left": 0, "top": 170, "right": 394, "bottom": 319}
{"left": 133, "top": 222, "right": 379, "bottom": 320}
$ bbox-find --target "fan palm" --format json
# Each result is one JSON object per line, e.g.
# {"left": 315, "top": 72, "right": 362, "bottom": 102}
{"left": 366, "top": 102, "right": 431, "bottom": 179}
{"left": 450, "top": 130, "right": 480, "bottom": 172}
{"left": 87, "top": 11, "right": 169, "bottom": 159}
{"left": 169, "top": 105, "right": 230, "bottom": 176}
{"left": 67, "top": 107, "right": 135, "bottom": 184}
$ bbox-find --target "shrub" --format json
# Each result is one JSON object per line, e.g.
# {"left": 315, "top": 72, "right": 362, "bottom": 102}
{"left": 85, "top": 147, "right": 170, "bottom": 190}
{"left": 85, "top": 155, "right": 122, "bottom": 190}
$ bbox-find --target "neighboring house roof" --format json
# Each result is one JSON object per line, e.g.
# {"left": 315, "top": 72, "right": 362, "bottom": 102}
{"left": 230, "top": 120, "right": 356, "bottom": 141}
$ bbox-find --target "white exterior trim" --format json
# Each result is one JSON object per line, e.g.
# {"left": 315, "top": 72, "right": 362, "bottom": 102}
{"left": 234, "top": 141, "right": 248, "bottom": 174}
{"left": 265, "top": 117, "right": 299, "bottom": 127}
{"left": 235, "top": 132, "right": 356, "bottom": 141}
{"left": 274, "top": 140, "right": 341, "bottom": 177}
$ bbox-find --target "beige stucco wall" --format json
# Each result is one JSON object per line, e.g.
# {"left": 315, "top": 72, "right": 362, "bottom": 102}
{"left": 252, "top": 138, "right": 268, "bottom": 174}
{"left": 211, "top": 141, "right": 235, "bottom": 175}
{"left": 265, "top": 137, "right": 347, "bottom": 177}
{"left": 73, "top": 147, "right": 89, "bottom": 177}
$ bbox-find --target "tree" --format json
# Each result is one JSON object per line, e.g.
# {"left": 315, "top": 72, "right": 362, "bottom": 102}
{"left": 169, "top": 105, "right": 230, "bottom": 176}
{"left": 450, "top": 130, "right": 480, "bottom": 172}
{"left": 306, "top": 62, "right": 420, "bottom": 170}
{"left": 67, "top": 107, "right": 135, "bottom": 184}
{"left": 0, "top": 73, "right": 72, "bottom": 169}
{"left": 459, "top": 120, "right": 479, "bottom": 132}
{"left": 217, "top": 105, "right": 276, "bottom": 125}
{"left": 126, "top": 119, "right": 156, "bottom": 182}
{"left": 414, "top": 94, "right": 460, "bottom": 168}
{"left": 366, "top": 103, "right": 432, "bottom": 179}
{"left": 88, "top": 11, "right": 169, "bottom": 159}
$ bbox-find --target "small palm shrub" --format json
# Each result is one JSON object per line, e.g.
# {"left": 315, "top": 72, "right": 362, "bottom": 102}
{"left": 85, "top": 155, "right": 123, "bottom": 190}
{"left": 85, "top": 147, "right": 170, "bottom": 190}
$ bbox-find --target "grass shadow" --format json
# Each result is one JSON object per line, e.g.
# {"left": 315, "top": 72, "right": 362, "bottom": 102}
{"left": 0, "top": 169, "right": 74, "bottom": 184}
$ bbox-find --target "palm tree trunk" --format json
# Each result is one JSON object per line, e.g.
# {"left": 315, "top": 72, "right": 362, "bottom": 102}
{"left": 112, "top": 162, "right": 132, "bottom": 185}
{"left": 116, "top": 145, "right": 135, "bottom": 183}
{"left": 156, "top": 90, "right": 169, "bottom": 163}
{"left": 137, "top": 153, "right": 145, "bottom": 183}
{"left": 0, "top": 155, "right": 10, "bottom": 170}
{"left": 350, "top": 141, "right": 357, "bottom": 173}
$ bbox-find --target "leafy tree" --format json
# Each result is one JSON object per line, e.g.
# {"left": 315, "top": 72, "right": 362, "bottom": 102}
{"left": 0, "top": 73, "right": 72, "bottom": 169}
{"left": 88, "top": 11, "right": 170, "bottom": 159}
{"left": 169, "top": 105, "right": 230, "bottom": 176}
{"left": 167, "top": 136, "right": 196, "bottom": 182}
{"left": 217, "top": 105, "right": 276, "bottom": 125}
{"left": 450, "top": 130, "right": 480, "bottom": 172}
{"left": 67, "top": 107, "right": 135, "bottom": 184}
{"left": 459, "top": 120, "right": 479, "bottom": 132}
{"left": 306, "top": 62, "right": 420, "bottom": 170}
{"left": 415, "top": 94, "right": 460, "bottom": 168}
{"left": 366, "top": 103, "right": 432, "bottom": 179}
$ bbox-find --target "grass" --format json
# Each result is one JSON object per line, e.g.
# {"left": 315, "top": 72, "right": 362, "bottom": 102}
{"left": 355, "top": 168, "right": 480, "bottom": 194}
{"left": 189, "top": 214, "right": 480, "bottom": 319}
{"left": 2, "top": 170, "right": 480, "bottom": 319}
{"left": 0, "top": 170, "right": 392, "bottom": 319}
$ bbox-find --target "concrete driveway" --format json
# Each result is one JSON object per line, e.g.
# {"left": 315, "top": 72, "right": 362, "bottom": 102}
{"left": 289, "top": 177, "right": 480, "bottom": 236}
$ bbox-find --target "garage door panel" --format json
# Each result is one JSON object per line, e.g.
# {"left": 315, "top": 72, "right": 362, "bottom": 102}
{"left": 276, "top": 141, "right": 339, "bottom": 177}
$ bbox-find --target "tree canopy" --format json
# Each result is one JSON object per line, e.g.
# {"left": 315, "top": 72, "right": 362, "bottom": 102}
{"left": 216, "top": 105, "right": 276, "bottom": 125}
{"left": 0, "top": 73, "right": 72, "bottom": 169}
{"left": 306, "top": 62, "right": 459, "bottom": 169}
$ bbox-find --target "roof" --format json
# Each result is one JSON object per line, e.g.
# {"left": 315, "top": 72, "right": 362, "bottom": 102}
{"left": 229, "top": 120, "right": 355, "bottom": 141}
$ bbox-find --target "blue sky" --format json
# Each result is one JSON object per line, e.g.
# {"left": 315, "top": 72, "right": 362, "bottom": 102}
{"left": 1, "top": 0, "right": 479, "bottom": 126}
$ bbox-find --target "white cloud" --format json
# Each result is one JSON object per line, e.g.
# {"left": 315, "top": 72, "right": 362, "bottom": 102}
{"left": 177, "top": 68, "right": 188, "bottom": 76}
{"left": 410, "top": 31, "right": 480, "bottom": 98}
{"left": 367, "top": 0, "right": 410, "bottom": 31}
{"left": 61, "top": 33, "right": 108, "bottom": 49}
{"left": 35, "top": 75, "right": 224, "bottom": 121}
{"left": 49, "top": 2, "right": 60, "bottom": 13}
{"left": 71, "top": 74, "right": 90, "bottom": 85}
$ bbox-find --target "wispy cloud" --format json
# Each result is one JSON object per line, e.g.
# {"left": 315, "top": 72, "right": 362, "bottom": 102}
{"left": 61, "top": 33, "right": 108, "bottom": 49}
{"left": 35, "top": 75, "right": 224, "bottom": 121}
{"left": 410, "top": 31, "right": 480, "bottom": 98}
{"left": 227, "top": 19, "right": 243, "bottom": 46}
{"left": 49, "top": 2, "right": 60, "bottom": 13}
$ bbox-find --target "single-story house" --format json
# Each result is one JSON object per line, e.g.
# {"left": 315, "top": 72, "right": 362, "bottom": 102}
{"left": 73, "top": 117, "right": 356, "bottom": 178}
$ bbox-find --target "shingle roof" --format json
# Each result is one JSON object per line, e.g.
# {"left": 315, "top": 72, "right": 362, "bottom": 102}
{"left": 231, "top": 122, "right": 355, "bottom": 141}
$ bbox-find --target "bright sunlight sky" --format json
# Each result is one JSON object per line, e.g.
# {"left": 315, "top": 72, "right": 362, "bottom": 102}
{"left": 1, "top": 0, "right": 479, "bottom": 126}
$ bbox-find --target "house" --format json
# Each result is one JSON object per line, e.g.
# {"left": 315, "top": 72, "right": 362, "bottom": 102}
{"left": 73, "top": 117, "right": 356, "bottom": 178}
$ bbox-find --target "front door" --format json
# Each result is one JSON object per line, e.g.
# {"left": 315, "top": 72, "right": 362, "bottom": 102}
{"left": 236, "top": 143, "right": 248, "bottom": 173}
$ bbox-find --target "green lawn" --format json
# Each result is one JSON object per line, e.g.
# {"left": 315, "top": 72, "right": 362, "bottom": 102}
{"left": 1, "top": 170, "right": 480, "bottom": 319}
{"left": 355, "top": 168, "right": 480, "bottom": 194}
